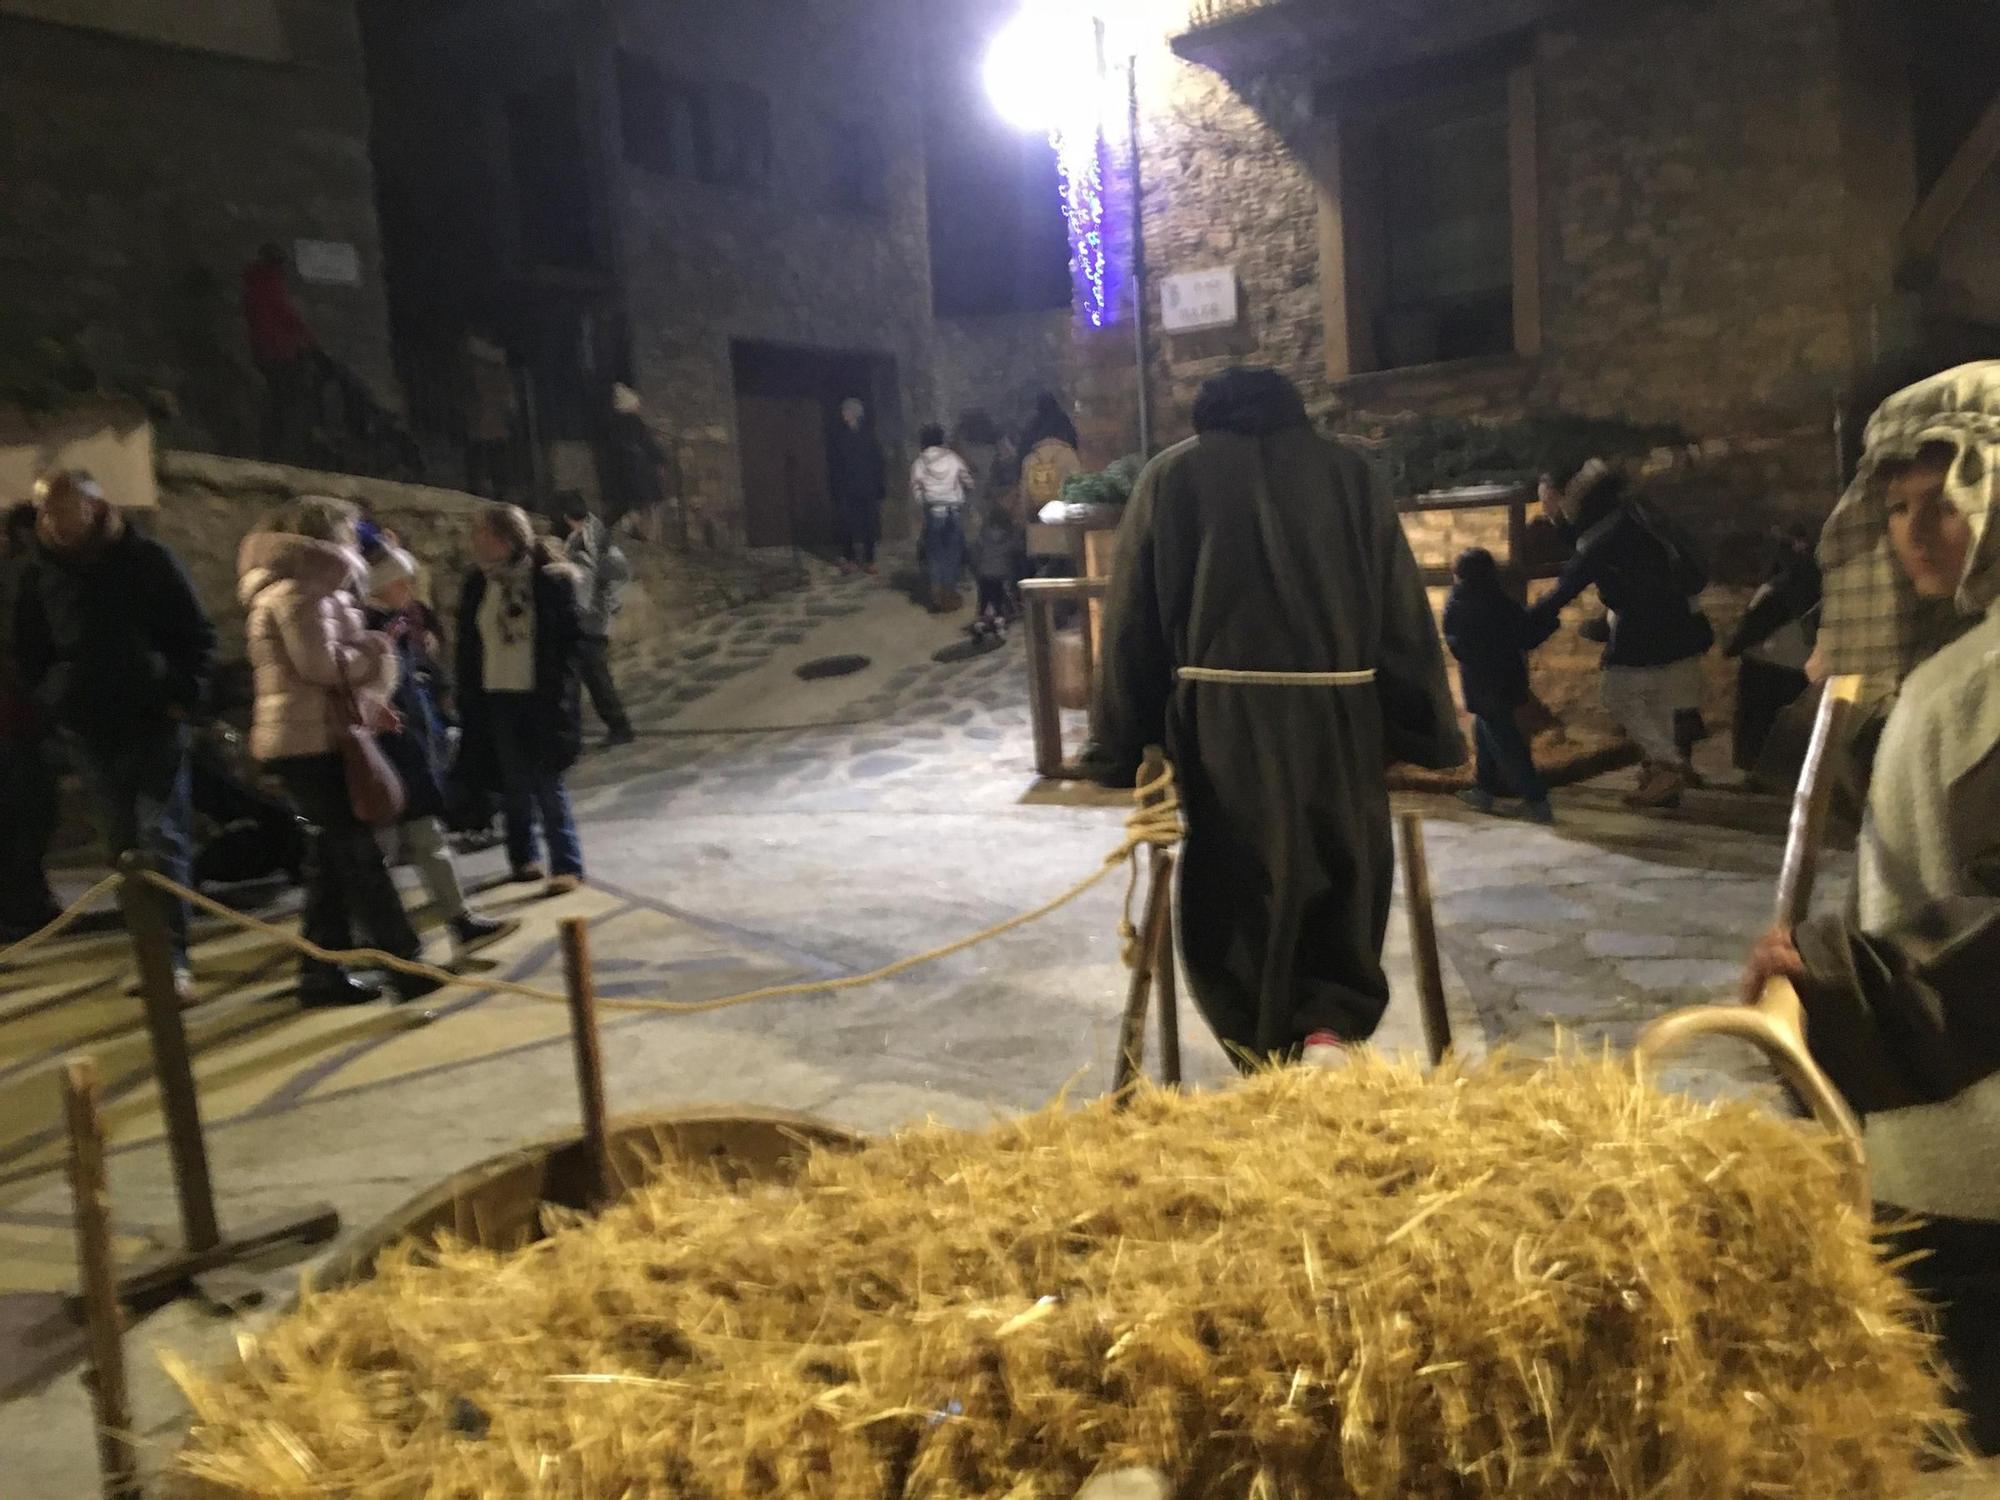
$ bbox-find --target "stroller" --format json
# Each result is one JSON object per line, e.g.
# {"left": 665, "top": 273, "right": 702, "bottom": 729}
{"left": 189, "top": 662, "right": 304, "bottom": 889}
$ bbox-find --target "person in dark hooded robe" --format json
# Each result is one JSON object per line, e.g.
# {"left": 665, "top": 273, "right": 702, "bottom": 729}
{"left": 1084, "top": 368, "right": 1465, "bottom": 1065}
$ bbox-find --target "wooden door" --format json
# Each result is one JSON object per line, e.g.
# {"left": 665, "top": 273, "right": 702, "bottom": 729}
{"left": 736, "top": 394, "right": 835, "bottom": 549}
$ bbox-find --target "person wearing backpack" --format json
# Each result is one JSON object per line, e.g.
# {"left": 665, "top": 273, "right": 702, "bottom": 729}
{"left": 560, "top": 492, "right": 635, "bottom": 749}
{"left": 1024, "top": 424, "right": 1088, "bottom": 524}
{"left": 1528, "top": 459, "right": 1715, "bottom": 809}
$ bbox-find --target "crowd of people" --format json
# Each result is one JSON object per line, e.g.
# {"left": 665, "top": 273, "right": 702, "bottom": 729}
{"left": 828, "top": 391, "right": 1082, "bottom": 633}
{"left": 0, "top": 471, "right": 640, "bottom": 1008}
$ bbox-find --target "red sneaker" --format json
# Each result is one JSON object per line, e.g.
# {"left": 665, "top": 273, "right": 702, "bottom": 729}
{"left": 1301, "top": 1031, "right": 1349, "bottom": 1067}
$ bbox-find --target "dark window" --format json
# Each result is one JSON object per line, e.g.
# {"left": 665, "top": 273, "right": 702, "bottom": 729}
{"left": 1371, "top": 80, "right": 1514, "bottom": 367}
{"left": 694, "top": 84, "right": 774, "bottom": 188}
{"left": 617, "top": 50, "right": 696, "bottom": 176}
{"left": 830, "top": 119, "right": 889, "bottom": 213}
{"left": 505, "top": 77, "right": 599, "bottom": 269}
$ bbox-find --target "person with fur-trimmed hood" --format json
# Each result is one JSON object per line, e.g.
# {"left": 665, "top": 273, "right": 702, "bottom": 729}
{"left": 1084, "top": 367, "right": 1464, "bottom": 1068}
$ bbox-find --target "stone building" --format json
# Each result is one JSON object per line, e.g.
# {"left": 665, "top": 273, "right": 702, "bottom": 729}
{"left": 363, "top": 0, "right": 990, "bottom": 549}
{"left": 0, "top": 0, "right": 396, "bottom": 456}
{"left": 1062, "top": 0, "right": 2000, "bottom": 565}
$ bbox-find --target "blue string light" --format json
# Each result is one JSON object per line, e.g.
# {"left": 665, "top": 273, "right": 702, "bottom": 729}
{"left": 1054, "top": 124, "right": 1109, "bottom": 329}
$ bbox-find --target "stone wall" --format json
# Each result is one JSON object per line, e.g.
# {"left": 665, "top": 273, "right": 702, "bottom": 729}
{"left": 149, "top": 451, "right": 802, "bottom": 671}
{"left": 611, "top": 0, "right": 939, "bottom": 549}
{"left": 932, "top": 311, "right": 1075, "bottom": 444}
{"left": 0, "top": 3, "right": 396, "bottom": 453}
{"left": 1073, "top": 0, "right": 1921, "bottom": 553}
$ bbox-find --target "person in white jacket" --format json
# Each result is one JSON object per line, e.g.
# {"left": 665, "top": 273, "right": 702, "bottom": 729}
{"left": 911, "top": 423, "right": 974, "bottom": 613}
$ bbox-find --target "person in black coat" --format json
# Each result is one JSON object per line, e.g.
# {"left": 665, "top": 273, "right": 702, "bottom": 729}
{"left": 14, "top": 471, "right": 215, "bottom": 996}
{"left": 829, "top": 397, "right": 887, "bottom": 573}
{"left": 1443, "top": 548, "right": 1557, "bottom": 822}
{"left": 1528, "top": 461, "right": 1715, "bottom": 808}
{"left": 457, "top": 504, "right": 587, "bottom": 896}
{"left": 364, "top": 544, "right": 515, "bottom": 959}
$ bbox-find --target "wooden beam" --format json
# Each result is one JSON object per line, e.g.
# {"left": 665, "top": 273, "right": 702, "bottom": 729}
{"left": 1312, "top": 122, "right": 1357, "bottom": 382}
{"left": 63, "top": 1058, "right": 139, "bottom": 1500}
{"left": 1397, "top": 814, "right": 1453, "bottom": 1069}
{"left": 560, "top": 918, "right": 614, "bottom": 1211}
{"left": 1900, "top": 90, "right": 2000, "bottom": 278}
{"left": 1508, "top": 62, "right": 1544, "bottom": 358}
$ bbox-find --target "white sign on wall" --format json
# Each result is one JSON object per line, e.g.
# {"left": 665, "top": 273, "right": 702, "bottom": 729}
{"left": 1161, "top": 267, "right": 1239, "bottom": 333}
{"left": 295, "top": 239, "right": 362, "bottom": 287}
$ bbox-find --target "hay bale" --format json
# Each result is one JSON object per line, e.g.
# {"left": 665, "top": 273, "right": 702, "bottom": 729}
{"left": 170, "top": 1057, "right": 1953, "bottom": 1498}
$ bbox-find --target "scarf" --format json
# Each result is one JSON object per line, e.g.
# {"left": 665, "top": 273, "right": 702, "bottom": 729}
{"left": 1818, "top": 361, "right": 2000, "bottom": 684}
{"left": 479, "top": 556, "right": 537, "bottom": 693}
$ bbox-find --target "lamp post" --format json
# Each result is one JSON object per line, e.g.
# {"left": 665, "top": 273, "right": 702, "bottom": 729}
{"left": 984, "top": 2, "right": 1152, "bottom": 457}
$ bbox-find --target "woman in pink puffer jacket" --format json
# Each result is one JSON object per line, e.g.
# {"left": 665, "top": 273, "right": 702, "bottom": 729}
{"left": 237, "top": 497, "right": 441, "bottom": 1008}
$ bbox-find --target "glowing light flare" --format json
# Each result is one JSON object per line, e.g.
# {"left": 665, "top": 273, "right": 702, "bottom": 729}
{"left": 982, "top": 2, "right": 1107, "bottom": 135}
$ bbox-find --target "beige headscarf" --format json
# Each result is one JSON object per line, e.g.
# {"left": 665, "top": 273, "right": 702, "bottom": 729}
{"left": 1818, "top": 361, "right": 2000, "bottom": 684}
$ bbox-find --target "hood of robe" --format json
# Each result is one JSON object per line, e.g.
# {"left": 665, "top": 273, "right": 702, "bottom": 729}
{"left": 1192, "top": 368, "right": 1310, "bottom": 438}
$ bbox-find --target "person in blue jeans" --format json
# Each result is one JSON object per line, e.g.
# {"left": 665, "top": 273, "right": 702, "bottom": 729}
{"left": 14, "top": 471, "right": 215, "bottom": 1001}
{"left": 910, "top": 423, "right": 973, "bottom": 613}
{"left": 456, "top": 503, "right": 586, "bottom": 896}
{"left": 1442, "top": 547, "right": 1557, "bottom": 824}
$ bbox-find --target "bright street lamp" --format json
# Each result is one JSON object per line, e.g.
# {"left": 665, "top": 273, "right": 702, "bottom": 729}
{"left": 982, "top": 1, "right": 1154, "bottom": 453}
{"left": 982, "top": 2, "right": 1107, "bottom": 136}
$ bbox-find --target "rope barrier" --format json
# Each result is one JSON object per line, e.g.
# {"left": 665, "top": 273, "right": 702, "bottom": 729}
{"left": 0, "top": 874, "right": 124, "bottom": 969}
{"left": 116, "top": 766, "right": 1184, "bottom": 1021}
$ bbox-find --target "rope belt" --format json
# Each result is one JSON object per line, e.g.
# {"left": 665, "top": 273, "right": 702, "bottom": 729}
{"left": 1178, "top": 666, "right": 1378, "bottom": 687}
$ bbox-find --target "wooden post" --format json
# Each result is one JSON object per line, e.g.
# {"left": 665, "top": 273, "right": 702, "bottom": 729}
{"left": 1152, "top": 852, "right": 1182, "bottom": 1088}
{"left": 1398, "top": 813, "right": 1453, "bottom": 1069}
{"left": 1113, "top": 859, "right": 1176, "bottom": 1101}
{"left": 1113, "top": 748, "right": 1174, "bottom": 1100}
{"left": 560, "top": 917, "right": 614, "bottom": 1209}
{"left": 116, "top": 851, "right": 220, "bottom": 1253}
{"left": 1023, "top": 590, "right": 1064, "bottom": 779}
{"left": 1505, "top": 490, "right": 1531, "bottom": 605}
{"left": 63, "top": 1058, "right": 139, "bottom": 1500}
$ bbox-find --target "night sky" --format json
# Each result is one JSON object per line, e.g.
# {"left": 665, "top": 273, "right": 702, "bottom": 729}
{"left": 924, "top": 2, "right": 1073, "bottom": 318}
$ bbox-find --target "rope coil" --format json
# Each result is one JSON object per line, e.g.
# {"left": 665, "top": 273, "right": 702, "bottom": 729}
{"left": 10, "top": 767, "right": 1183, "bottom": 1022}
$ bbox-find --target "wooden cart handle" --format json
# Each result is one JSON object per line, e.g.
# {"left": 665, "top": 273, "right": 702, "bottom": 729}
{"left": 1637, "top": 676, "right": 1870, "bottom": 1214}
{"left": 1639, "top": 978, "right": 1869, "bottom": 1212}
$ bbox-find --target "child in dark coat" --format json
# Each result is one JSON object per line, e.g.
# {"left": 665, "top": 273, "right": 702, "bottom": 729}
{"left": 968, "top": 500, "right": 1027, "bottom": 642}
{"left": 365, "top": 544, "right": 516, "bottom": 961}
{"left": 1442, "top": 548, "right": 1557, "bottom": 823}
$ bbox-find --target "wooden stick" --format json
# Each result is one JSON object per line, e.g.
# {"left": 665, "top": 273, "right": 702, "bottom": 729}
{"left": 560, "top": 917, "right": 614, "bottom": 1209}
{"left": 1152, "top": 852, "right": 1182, "bottom": 1087}
{"left": 1775, "top": 675, "right": 1863, "bottom": 926}
{"left": 1637, "top": 674, "right": 1872, "bottom": 1213}
{"left": 64, "top": 1058, "right": 139, "bottom": 1500}
{"left": 116, "top": 851, "right": 220, "bottom": 1254}
{"left": 1114, "top": 859, "right": 1176, "bottom": 1101}
{"left": 1398, "top": 813, "right": 1453, "bottom": 1069}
